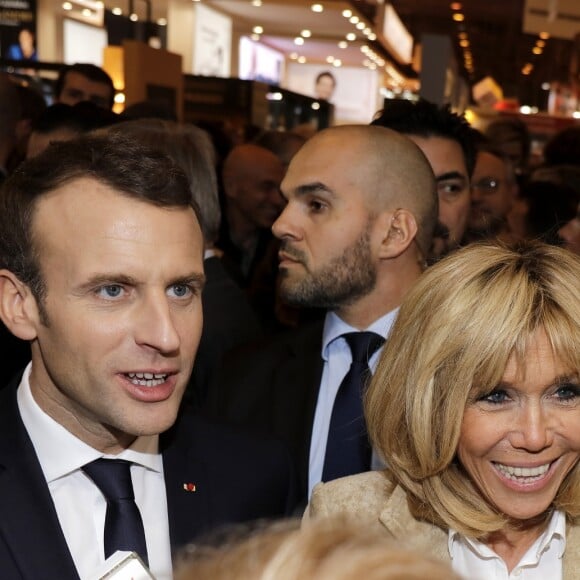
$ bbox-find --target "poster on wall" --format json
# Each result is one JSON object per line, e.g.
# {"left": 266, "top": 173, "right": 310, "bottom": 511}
{"left": 0, "top": 0, "right": 37, "bottom": 60}
{"left": 192, "top": 2, "right": 231, "bottom": 77}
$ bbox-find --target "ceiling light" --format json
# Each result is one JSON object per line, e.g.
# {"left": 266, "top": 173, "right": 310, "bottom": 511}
{"left": 458, "top": 32, "right": 468, "bottom": 39}
{"left": 311, "top": 4, "right": 323, "bottom": 13}
{"left": 356, "top": 22, "right": 365, "bottom": 30}
{"left": 338, "top": 41, "right": 348, "bottom": 49}
{"left": 346, "top": 32, "right": 356, "bottom": 41}
{"left": 289, "top": 52, "right": 298, "bottom": 60}
{"left": 333, "top": 59, "right": 342, "bottom": 67}
{"left": 311, "top": 102, "right": 321, "bottom": 110}
{"left": 459, "top": 39, "right": 469, "bottom": 47}
{"left": 251, "top": 33, "right": 260, "bottom": 41}
{"left": 536, "top": 40, "right": 545, "bottom": 47}
{"left": 541, "top": 82, "right": 551, "bottom": 90}
{"left": 349, "top": 15, "right": 359, "bottom": 24}
{"left": 326, "top": 55, "right": 335, "bottom": 63}
{"left": 114, "top": 93, "right": 125, "bottom": 104}
{"left": 539, "top": 31, "right": 549, "bottom": 39}
{"left": 298, "top": 56, "right": 307, "bottom": 63}
{"left": 252, "top": 25, "right": 263, "bottom": 34}
{"left": 342, "top": 9, "right": 352, "bottom": 18}
{"left": 573, "top": 111, "right": 580, "bottom": 119}
{"left": 157, "top": 17, "right": 167, "bottom": 25}
{"left": 368, "top": 33, "right": 376, "bottom": 41}
{"left": 452, "top": 13, "right": 465, "bottom": 21}
{"left": 301, "top": 29, "right": 311, "bottom": 38}
{"left": 62, "top": 1, "right": 72, "bottom": 9}
{"left": 251, "top": 0, "right": 262, "bottom": 5}
{"left": 111, "top": 6, "right": 122, "bottom": 14}
{"left": 129, "top": 12, "right": 138, "bottom": 21}
{"left": 532, "top": 47, "right": 542, "bottom": 54}
{"left": 450, "top": 2, "right": 462, "bottom": 9}
{"left": 294, "top": 37, "right": 304, "bottom": 45}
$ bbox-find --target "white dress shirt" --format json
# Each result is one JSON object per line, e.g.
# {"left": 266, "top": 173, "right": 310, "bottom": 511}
{"left": 17, "top": 364, "right": 173, "bottom": 580}
{"left": 449, "top": 510, "right": 565, "bottom": 580}
{"left": 308, "top": 309, "right": 398, "bottom": 497}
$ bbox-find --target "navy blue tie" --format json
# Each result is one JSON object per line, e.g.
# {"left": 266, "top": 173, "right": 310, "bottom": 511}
{"left": 322, "top": 332, "right": 385, "bottom": 482}
{"left": 82, "top": 459, "right": 149, "bottom": 565}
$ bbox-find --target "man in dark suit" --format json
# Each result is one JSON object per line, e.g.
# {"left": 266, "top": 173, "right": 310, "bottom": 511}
{"left": 0, "top": 134, "right": 294, "bottom": 579}
{"left": 206, "top": 125, "right": 438, "bottom": 505}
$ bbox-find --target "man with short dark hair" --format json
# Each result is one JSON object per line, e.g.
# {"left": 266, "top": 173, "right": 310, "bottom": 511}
{"left": 54, "top": 63, "right": 115, "bottom": 109}
{"left": 372, "top": 99, "right": 477, "bottom": 259}
{"left": 0, "top": 133, "right": 295, "bottom": 579}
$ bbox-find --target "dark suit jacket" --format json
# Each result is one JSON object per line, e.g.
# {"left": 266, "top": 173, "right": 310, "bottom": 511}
{"left": 205, "top": 321, "right": 324, "bottom": 504}
{"left": 185, "top": 256, "right": 263, "bottom": 410}
{"left": 0, "top": 377, "right": 296, "bottom": 579}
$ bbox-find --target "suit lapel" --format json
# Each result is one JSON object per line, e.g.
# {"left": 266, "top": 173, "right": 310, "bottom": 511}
{"left": 379, "top": 485, "right": 449, "bottom": 562}
{"left": 0, "top": 384, "right": 80, "bottom": 579}
{"left": 161, "top": 422, "right": 213, "bottom": 552}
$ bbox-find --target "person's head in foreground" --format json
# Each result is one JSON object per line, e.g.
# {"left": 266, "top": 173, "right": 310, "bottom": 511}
{"left": 0, "top": 133, "right": 204, "bottom": 453}
{"left": 364, "top": 240, "right": 580, "bottom": 571}
{"left": 174, "top": 516, "right": 459, "bottom": 580}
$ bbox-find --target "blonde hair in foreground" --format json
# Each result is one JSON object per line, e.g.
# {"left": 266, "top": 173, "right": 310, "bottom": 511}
{"left": 174, "top": 516, "right": 460, "bottom": 580}
{"left": 365, "top": 240, "right": 580, "bottom": 538}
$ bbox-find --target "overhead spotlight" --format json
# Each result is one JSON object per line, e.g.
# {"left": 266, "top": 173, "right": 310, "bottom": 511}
{"left": 532, "top": 47, "right": 542, "bottom": 54}
{"left": 157, "top": 17, "right": 167, "bottom": 26}
{"left": 363, "top": 28, "right": 371, "bottom": 36}
{"left": 342, "top": 9, "right": 352, "bottom": 18}
{"left": 459, "top": 39, "right": 469, "bottom": 47}
{"left": 311, "top": 3, "right": 323, "bottom": 13}
{"left": 539, "top": 31, "right": 549, "bottom": 39}
{"left": 294, "top": 37, "right": 304, "bottom": 45}
{"left": 346, "top": 32, "right": 356, "bottom": 41}
{"left": 536, "top": 40, "right": 545, "bottom": 47}
{"left": 301, "top": 29, "right": 311, "bottom": 38}
{"left": 129, "top": 12, "right": 138, "bottom": 21}
{"left": 356, "top": 22, "right": 365, "bottom": 30}
{"left": 368, "top": 33, "right": 376, "bottom": 41}
{"left": 62, "top": 1, "right": 72, "bottom": 9}
{"left": 338, "top": 41, "right": 348, "bottom": 49}
{"left": 111, "top": 6, "right": 122, "bottom": 14}
{"left": 458, "top": 32, "right": 468, "bottom": 39}
{"left": 333, "top": 59, "right": 342, "bottom": 67}
{"left": 252, "top": 25, "right": 263, "bottom": 34}
{"left": 541, "top": 82, "right": 551, "bottom": 90}
{"left": 452, "top": 13, "right": 464, "bottom": 21}
{"left": 298, "top": 55, "right": 307, "bottom": 63}
{"left": 349, "top": 15, "right": 359, "bottom": 24}
{"left": 311, "top": 102, "right": 321, "bottom": 110}
{"left": 289, "top": 52, "right": 299, "bottom": 60}
{"left": 251, "top": 0, "right": 262, "bottom": 5}
{"left": 326, "top": 55, "right": 335, "bottom": 63}
{"left": 450, "top": 2, "right": 462, "bottom": 9}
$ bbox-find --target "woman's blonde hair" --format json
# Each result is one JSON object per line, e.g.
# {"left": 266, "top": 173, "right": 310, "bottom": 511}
{"left": 366, "top": 241, "right": 580, "bottom": 538}
{"left": 174, "top": 516, "right": 460, "bottom": 580}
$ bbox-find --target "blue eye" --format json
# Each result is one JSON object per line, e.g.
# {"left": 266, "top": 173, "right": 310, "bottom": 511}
{"left": 169, "top": 284, "right": 192, "bottom": 298}
{"left": 97, "top": 285, "right": 124, "bottom": 299}
{"left": 555, "top": 383, "right": 580, "bottom": 402}
{"left": 478, "top": 389, "right": 509, "bottom": 405}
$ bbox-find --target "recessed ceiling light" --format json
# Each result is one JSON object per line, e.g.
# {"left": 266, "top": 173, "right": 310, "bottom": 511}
{"left": 301, "top": 29, "right": 311, "bottom": 38}
{"left": 536, "top": 40, "right": 545, "bottom": 47}
{"left": 333, "top": 59, "right": 342, "bottom": 67}
{"left": 326, "top": 56, "right": 335, "bottom": 63}
{"left": 368, "top": 33, "right": 376, "bottom": 41}
{"left": 541, "top": 82, "right": 550, "bottom": 90}
{"left": 532, "top": 47, "right": 542, "bottom": 54}
{"left": 450, "top": 2, "right": 462, "bottom": 10}
{"left": 349, "top": 15, "right": 359, "bottom": 24}
{"left": 298, "top": 55, "right": 307, "bottom": 63}
{"left": 311, "top": 4, "right": 323, "bottom": 13}
{"left": 459, "top": 39, "right": 469, "bottom": 47}
{"left": 294, "top": 37, "right": 304, "bottom": 45}
{"left": 111, "top": 6, "right": 122, "bottom": 14}
{"left": 346, "top": 32, "right": 356, "bottom": 41}
{"left": 290, "top": 52, "right": 298, "bottom": 60}
{"left": 62, "top": 1, "right": 72, "bottom": 9}
{"left": 157, "top": 17, "right": 167, "bottom": 25}
{"left": 338, "top": 41, "right": 348, "bottom": 49}
{"left": 129, "top": 12, "right": 138, "bottom": 20}
{"left": 452, "top": 13, "right": 464, "bottom": 21}
{"left": 356, "top": 22, "right": 365, "bottom": 30}
{"left": 252, "top": 25, "right": 263, "bottom": 34}
{"left": 251, "top": 0, "right": 262, "bottom": 6}
{"left": 342, "top": 9, "right": 352, "bottom": 18}
{"left": 539, "top": 31, "right": 549, "bottom": 39}
{"left": 251, "top": 33, "right": 260, "bottom": 41}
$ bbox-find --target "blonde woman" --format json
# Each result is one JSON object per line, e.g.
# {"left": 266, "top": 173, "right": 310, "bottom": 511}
{"left": 309, "top": 241, "right": 580, "bottom": 578}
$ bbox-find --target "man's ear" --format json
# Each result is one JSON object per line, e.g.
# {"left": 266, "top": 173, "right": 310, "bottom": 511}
{"left": 0, "top": 270, "right": 40, "bottom": 340}
{"left": 378, "top": 209, "right": 419, "bottom": 259}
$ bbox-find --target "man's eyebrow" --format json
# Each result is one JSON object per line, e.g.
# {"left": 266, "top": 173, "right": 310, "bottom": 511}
{"left": 175, "top": 273, "right": 206, "bottom": 290}
{"left": 436, "top": 171, "right": 467, "bottom": 182}
{"left": 76, "top": 272, "right": 206, "bottom": 292}
{"left": 292, "top": 182, "right": 335, "bottom": 198}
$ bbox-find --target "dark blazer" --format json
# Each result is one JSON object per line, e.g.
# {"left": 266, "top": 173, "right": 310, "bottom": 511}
{"left": 205, "top": 320, "right": 324, "bottom": 504}
{"left": 185, "top": 256, "right": 263, "bottom": 410}
{"left": 0, "top": 377, "right": 296, "bottom": 580}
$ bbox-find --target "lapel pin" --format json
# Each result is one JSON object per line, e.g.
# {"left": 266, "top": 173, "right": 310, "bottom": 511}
{"left": 183, "top": 483, "right": 197, "bottom": 492}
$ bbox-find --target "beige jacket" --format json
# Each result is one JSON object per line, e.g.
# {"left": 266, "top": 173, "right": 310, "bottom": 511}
{"left": 308, "top": 470, "right": 580, "bottom": 578}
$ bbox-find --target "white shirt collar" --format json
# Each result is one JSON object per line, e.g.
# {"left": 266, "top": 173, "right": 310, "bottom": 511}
{"left": 321, "top": 308, "right": 399, "bottom": 361}
{"left": 17, "top": 363, "right": 162, "bottom": 484}
{"left": 449, "top": 509, "right": 567, "bottom": 562}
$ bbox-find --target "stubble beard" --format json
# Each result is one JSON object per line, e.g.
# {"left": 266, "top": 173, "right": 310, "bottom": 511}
{"left": 278, "top": 224, "right": 377, "bottom": 310}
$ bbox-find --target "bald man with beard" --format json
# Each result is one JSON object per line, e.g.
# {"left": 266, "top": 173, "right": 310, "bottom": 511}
{"left": 206, "top": 125, "right": 437, "bottom": 506}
